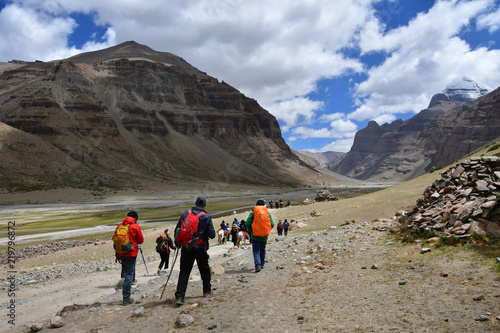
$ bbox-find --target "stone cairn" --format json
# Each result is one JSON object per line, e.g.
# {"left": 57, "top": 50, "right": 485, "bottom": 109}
{"left": 315, "top": 189, "right": 339, "bottom": 202}
{"left": 401, "top": 156, "right": 500, "bottom": 240}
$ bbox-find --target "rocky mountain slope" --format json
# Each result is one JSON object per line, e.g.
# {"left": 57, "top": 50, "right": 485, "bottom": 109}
{"left": 329, "top": 80, "right": 500, "bottom": 183}
{"left": 0, "top": 41, "right": 324, "bottom": 191}
{"left": 294, "top": 150, "right": 344, "bottom": 168}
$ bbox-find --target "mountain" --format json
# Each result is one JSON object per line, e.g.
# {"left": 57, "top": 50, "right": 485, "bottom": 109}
{"left": 329, "top": 81, "right": 500, "bottom": 182}
{"left": 294, "top": 150, "right": 344, "bottom": 168}
{"left": 0, "top": 41, "right": 325, "bottom": 191}
{"left": 428, "top": 76, "right": 490, "bottom": 108}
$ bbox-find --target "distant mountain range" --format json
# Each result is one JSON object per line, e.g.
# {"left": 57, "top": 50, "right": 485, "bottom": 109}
{"left": 0, "top": 41, "right": 332, "bottom": 191}
{"left": 329, "top": 77, "right": 499, "bottom": 182}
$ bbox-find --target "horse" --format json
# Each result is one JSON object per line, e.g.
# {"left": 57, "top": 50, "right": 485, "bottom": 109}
{"left": 235, "top": 231, "right": 249, "bottom": 248}
{"left": 217, "top": 229, "right": 227, "bottom": 244}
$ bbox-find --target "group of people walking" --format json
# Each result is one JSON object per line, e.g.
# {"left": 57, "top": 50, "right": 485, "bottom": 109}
{"left": 112, "top": 196, "right": 286, "bottom": 306}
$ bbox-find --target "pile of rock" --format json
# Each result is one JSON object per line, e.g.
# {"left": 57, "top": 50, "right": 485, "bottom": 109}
{"left": 0, "top": 240, "right": 98, "bottom": 264}
{"left": 401, "top": 156, "right": 500, "bottom": 239}
{"left": 314, "top": 189, "right": 339, "bottom": 202}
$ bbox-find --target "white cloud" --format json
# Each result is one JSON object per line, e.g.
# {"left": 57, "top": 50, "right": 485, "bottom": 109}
{"left": 477, "top": 5, "right": 500, "bottom": 32}
{"left": 351, "top": 0, "right": 500, "bottom": 122}
{"left": 1, "top": 0, "right": 500, "bottom": 153}
{"left": 268, "top": 97, "right": 323, "bottom": 132}
{"left": 320, "top": 138, "right": 354, "bottom": 153}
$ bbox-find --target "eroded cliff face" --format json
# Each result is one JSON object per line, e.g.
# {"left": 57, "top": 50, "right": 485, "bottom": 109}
{"left": 0, "top": 42, "right": 311, "bottom": 190}
{"left": 329, "top": 89, "right": 500, "bottom": 183}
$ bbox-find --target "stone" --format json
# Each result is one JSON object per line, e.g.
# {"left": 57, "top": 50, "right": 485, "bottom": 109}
{"left": 133, "top": 306, "right": 145, "bottom": 315}
{"left": 210, "top": 264, "right": 225, "bottom": 275}
{"left": 176, "top": 312, "right": 195, "bottom": 327}
{"left": 421, "top": 248, "right": 431, "bottom": 254}
{"left": 50, "top": 316, "right": 64, "bottom": 328}
{"left": 473, "top": 295, "right": 485, "bottom": 301}
{"left": 29, "top": 323, "right": 43, "bottom": 332}
{"left": 474, "top": 180, "right": 490, "bottom": 192}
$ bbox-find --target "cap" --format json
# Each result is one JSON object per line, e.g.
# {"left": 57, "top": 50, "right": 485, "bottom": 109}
{"left": 196, "top": 196, "right": 207, "bottom": 207}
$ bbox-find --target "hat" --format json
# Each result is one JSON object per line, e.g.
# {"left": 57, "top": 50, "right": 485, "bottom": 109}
{"left": 196, "top": 196, "right": 207, "bottom": 207}
{"left": 127, "top": 211, "right": 138, "bottom": 220}
{"left": 256, "top": 199, "right": 265, "bottom": 206}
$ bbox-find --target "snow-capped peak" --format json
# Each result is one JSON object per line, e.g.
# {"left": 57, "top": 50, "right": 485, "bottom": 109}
{"left": 428, "top": 76, "right": 490, "bottom": 108}
{"left": 443, "top": 76, "right": 489, "bottom": 100}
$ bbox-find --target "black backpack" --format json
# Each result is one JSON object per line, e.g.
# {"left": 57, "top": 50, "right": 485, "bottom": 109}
{"left": 156, "top": 235, "right": 170, "bottom": 254}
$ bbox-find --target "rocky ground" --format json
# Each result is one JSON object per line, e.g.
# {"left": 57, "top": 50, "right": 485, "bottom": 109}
{"left": 2, "top": 215, "right": 499, "bottom": 333}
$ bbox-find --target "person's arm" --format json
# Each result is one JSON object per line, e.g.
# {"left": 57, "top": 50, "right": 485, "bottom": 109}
{"left": 245, "top": 211, "right": 254, "bottom": 232}
{"left": 206, "top": 216, "right": 216, "bottom": 239}
{"left": 269, "top": 213, "right": 275, "bottom": 228}
{"left": 168, "top": 237, "right": 176, "bottom": 249}
{"left": 136, "top": 225, "right": 144, "bottom": 245}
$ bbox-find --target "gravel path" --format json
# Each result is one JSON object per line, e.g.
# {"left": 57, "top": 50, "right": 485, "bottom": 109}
{"left": 4, "top": 219, "right": 499, "bottom": 333}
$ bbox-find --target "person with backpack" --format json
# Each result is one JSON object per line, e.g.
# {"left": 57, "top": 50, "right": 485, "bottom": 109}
{"left": 156, "top": 229, "right": 176, "bottom": 275}
{"left": 283, "top": 219, "right": 290, "bottom": 237}
{"left": 112, "top": 211, "right": 144, "bottom": 306}
{"left": 174, "top": 196, "right": 215, "bottom": 306}
{"left": 277, "top": 220, "right": 283, "bottom": 236}
{"left": 245, "top": 199, "right": 274, "bottom": 273}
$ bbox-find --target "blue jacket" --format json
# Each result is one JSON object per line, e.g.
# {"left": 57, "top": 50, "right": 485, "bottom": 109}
{"left": 175, "top": 206, "right": 215, "bottom": 250}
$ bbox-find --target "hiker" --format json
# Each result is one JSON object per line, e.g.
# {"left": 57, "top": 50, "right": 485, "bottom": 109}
{"left": 232, "top": 218, "right": 240, "bottom": 228}
{"left": 287, "top": 199, "right": 291, "bottom": 207}
{"left": 112, "top": 211, "right": 144, "bottom": 305}
{"left": 230, "top": 223, "right": 239, "bottom": 246}
{"left": 239, "top": 219, "right": 247, "bottom": 233}
{"left": 269, "top": 200, "right": 274, "bottom": 209}
{"left": 174, "top": 196, "right": 215, "bottom": 306}
{"left": 283, "top": 219, "right": 290, "bottom": 237}
{"left": 277, "top": 220, "right": 283, "bottom": 236}
{"left": 245, "top": 199, "right": 274, "bottom": 272}
{"left": 156, "top": 229, "right": 176, "bottom": 275}
{"left": 220, "top": 220, "right": 228, "bottom": 230}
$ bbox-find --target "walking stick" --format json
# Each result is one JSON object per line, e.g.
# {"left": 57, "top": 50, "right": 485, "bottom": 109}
{"left": 160, "top": 248, "right": 179, "bottom": 299}
{"left": 139, "top": 246, "right": 149, "bottom": 275}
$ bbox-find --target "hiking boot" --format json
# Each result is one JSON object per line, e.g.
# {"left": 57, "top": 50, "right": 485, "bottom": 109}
{"left": 157, "top": 268, "right": 161, "bottom": 275}
{"left": 175, "top": 297, "right": 185, "bottom": 306}
{"left": 122, "top": 298, "right": 135, "bottom": 306}
{"left": 255, "top": 267, "right": 261, "bottom": 273}
{"left": 203, "top": 291, "right": 213, "bottom": 298}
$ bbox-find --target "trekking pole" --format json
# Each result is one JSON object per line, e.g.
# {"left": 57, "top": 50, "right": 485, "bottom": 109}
{"left": 138, "top": 246, "right": 149, "bottom": 275}
{"left": 160, "top": 247, "right": 179, "bottom": 300}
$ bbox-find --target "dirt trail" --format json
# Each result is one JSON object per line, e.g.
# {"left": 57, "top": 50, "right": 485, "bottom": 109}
{"left": 4, "top": 219, "right": 500, "bottom": 333}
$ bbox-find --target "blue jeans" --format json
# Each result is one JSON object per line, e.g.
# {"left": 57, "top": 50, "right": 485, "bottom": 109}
{"left": 118, "top": 256, "right": 137, "bottom": 300}
{"left": 252, "top": 240, "right": 266, "bottom": 269}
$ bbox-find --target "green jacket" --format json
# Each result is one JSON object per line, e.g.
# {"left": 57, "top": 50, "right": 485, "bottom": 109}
{"left": 245, "top": 207, "right": 275, "bottom": 242}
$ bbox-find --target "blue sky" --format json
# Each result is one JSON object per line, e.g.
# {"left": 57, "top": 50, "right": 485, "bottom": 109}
{"left": 1, "top": 0, "right": 499, "bottom": 152}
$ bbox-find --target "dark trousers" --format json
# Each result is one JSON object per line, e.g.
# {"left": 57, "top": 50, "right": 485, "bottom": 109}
{"left": 284, "top": 228, "right": 288, "bottom": 237}
{"left": 277, "top": 228, "right": 283, "bottom": 236}
{"left": 175, "top": 247, "right": 211, "bottom": 299}
{"left": 158, "top": 252, "right": 170, "bottom": 270}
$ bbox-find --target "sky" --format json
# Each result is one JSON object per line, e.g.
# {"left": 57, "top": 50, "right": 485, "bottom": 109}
{"left": 0, "top": 0, "right": 499, "bottom": 153}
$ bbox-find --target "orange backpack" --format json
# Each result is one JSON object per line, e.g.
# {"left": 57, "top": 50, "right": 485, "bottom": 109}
{"left": 252, "top": 206, "right": 271, "bottom": 237}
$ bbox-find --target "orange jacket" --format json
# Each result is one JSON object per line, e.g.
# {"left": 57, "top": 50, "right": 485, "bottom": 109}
{"left": 113, "top": 216, "right": 144, "bottom": 257}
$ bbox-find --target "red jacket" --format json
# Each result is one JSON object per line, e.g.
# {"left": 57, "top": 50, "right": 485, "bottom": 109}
{"left": 113, "top": 216, "right": 144, "bottom": 257}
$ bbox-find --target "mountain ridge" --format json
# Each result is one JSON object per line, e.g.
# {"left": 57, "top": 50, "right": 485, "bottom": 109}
{"left": 0, "top": 41, "right": 342, "bottom": 191}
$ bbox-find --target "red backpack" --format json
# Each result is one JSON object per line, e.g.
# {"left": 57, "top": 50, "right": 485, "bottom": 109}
{"left": 175, "top": 210, "right": 207, "bottom": 248}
